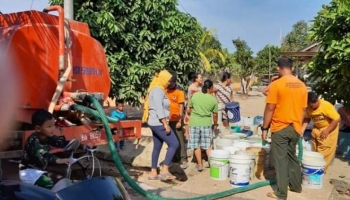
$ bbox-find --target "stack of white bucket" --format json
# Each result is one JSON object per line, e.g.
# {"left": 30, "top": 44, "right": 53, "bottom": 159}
{"left": 210, "top": 136, "right": 271, "bottom": 187}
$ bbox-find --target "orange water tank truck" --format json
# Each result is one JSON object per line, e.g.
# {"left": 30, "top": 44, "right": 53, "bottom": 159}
{"left": 0, "top": 6, "right": 141, "bottom": 158}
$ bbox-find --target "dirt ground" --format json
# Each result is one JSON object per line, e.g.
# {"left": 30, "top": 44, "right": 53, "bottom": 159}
{"left": 97, "top": 90, "right": 342, "bottom": 199}
{"left": 122, "top": 91, "right": 338, "bottom": 200}
{"left": 2, "top": 90, "right": 347, "bottom": 199}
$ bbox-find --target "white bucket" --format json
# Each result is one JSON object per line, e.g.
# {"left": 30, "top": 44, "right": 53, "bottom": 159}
{"left": 246, "top": 137, "right": 262, "bottom": 144}
{"left": 222, "top": 146, "right": 241, "bottom": 155}
{"left": 302, "top": 155, "right": 326, "bottom": 189}
{"left": 209, "top": 150, "right": 230, "bottom": 180}
{"left": 229, "top": 155, "right": 251, "bottom": 187}
{"left": 297, "top": 142, "right": 315, "bottom": 155}
{"left": 223, "top": 146, "right": 242, "bottom": 175}
{"left": 232, "top": 141, "right": 252, "bottom": 150}
{"left": 216, "top": 138, "right": 235, "bottom": 150}
{"left": 233, "top": 151, "right": 256, "bottom": 180}
{"left": 220, "top": 134, "right": 240, "bottom": 140}
{"left": 234, "top": 133, "right": 249, "bottom": 139}
{"left": 250, "top": 145, "right": 271, "bottom": 170}
{"left": 303, "top": 140, "right": 313, "bottom": 151}
{"left": 251, "top": 145, "right": 271, "bottom": 170}
{"left": 234, "top": 150, "right": 255, "bottom": 157}
{"left": 247, "top": 142, "right": 271, "bottom": 169}
{"left": 303, "top": 151, "right": 324, "bottom": 160}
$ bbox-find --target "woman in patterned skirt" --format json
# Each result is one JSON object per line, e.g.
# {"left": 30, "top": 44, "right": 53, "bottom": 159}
{"left": 214, "top": 72, "right": 234, "bottom": 128}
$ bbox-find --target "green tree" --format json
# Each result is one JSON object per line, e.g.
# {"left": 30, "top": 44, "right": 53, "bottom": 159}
{"left": 281, "top": 20, "right": 312, "bottom": 51}
{"left": 222, "top": 48, "right": 239, "bottom": 74}
{"left": 198, "top": 28, "right": 225, "bottom": 72}
{"left": 232, "top": 38, "right": 256, "bottom": 95}
{"left": 50, "top": 0, "right": 202, "bottom": 106}
{"left": 308, "top": 0, "right": 350, "bottom": 107}
{"left": 255, "top": 45, "right": 281, "bottom": 75}
{"left": 206, "top": 48, "right": 239, "bottom": 83}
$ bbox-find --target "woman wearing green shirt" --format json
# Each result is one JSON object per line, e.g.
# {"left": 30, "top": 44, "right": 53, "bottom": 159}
{"left": 187, "top": 79, "right": 218, "bottom": 171}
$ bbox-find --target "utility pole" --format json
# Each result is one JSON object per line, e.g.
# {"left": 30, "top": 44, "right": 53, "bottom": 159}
{"left": 280, "top": 28, "right": 283, "bottom": 46}
{"left": 64, "top": 0, "right": 74, "bottom": 20}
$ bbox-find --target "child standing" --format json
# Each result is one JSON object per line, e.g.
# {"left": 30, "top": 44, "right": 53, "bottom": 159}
{"left": 19, "top": 109, "right": 70, "bottom": 189}
{"left": 302, "top": 91, "right": 340, "bottom": 173}
{"left": 110, "top": 100, "right": 127, "bottom": 149}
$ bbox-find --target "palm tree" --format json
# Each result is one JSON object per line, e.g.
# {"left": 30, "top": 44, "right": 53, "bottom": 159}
{"left": 198, "top": 28, "right": 226, "bottom": 72}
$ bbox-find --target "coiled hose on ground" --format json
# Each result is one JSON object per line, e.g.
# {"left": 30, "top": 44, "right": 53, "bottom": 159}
{"left": 70, "top": 96, "right": 303, "bottom": 200}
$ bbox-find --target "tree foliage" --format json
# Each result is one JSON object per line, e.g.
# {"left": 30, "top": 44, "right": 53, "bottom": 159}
{"left": 50, "top": 0, "right": 202, "bottom": 106}
{"left": 308, "top": 0, "right": 350, "bottom": 107}
{"left": 255, "top": 45, "right": 281, "bottom": 75}
{"left": 198, "top": 28, "right": 225, "bottom": 72}
{"left": 281, "top": 20, "right": 312, "bottom": 51}
{"left": 222, "top": 48, "right": 239, "bottom": 74}
{"left": 232, "top": 38, "right": 255, "bottom": 75}
{"left": 232, "top": 38, "right": 256, "bottom": 95}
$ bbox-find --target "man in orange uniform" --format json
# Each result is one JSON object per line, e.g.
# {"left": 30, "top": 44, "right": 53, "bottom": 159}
{"left": 301, "top": 91, "right": 340, "bottom": 173}
{"left": 166, "top": 72, "right": 188, "bottom": 169}
{"left": 262, "top": 57, "right": 308, "bottom": 200}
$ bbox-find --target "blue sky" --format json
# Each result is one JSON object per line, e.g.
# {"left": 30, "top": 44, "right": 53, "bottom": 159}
{"left": 2, "top": 0, "right": 330, "bottom": 53}
{"left": 178, "top": 0, "right": 330, "bottom": 53}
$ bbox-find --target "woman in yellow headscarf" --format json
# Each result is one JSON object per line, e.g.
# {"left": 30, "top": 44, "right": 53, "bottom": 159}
{"left": 142, "top": 70, "right": 179, "bottom": 181}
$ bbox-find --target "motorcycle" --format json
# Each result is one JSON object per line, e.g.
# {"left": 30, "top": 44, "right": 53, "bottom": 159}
{"left": 1, "top": 139, "right": 131, "bottom": 200}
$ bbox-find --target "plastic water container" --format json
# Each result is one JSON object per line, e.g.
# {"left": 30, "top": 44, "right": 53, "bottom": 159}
{"left": 230, "top": 126, "right": 241, "bottom": 133}
{"left": 223, "top": 146, "right": 242, "bottom": 175}
{"left": 233, "top": 151, "right": 256, "bottom": 180}
{"left": 303, "top": 151, "right": 324, "bottom": 160}
{"left": 216, "top": 138, "right": 235, "bottom": 150}
{"left": 232, "top": 141, "right": 252, "bottom": 151}
{"left": 244, "top": 117, "right": 254, "bottom": 126}
{"left": 253, "top": 116, "right": 264, "bottom": 125}
{"left": 250, "top": 143, "right": 271, "bottom": 170}
{"left": 226, "top": 102, "right": 240, "bottom": 123}
{"left": 302, "top": 154, "right": 326, "bottom": 189}
{"left": 302, "top": 140, "right": 313, "bottom": 152}
{"left": 222, "top": 146, "right": 241, "bottom": 155}
{"left": 229, "top": 154, "right": 252, "bottom": 187}
{"left": 303, "top": 129, "right": 312, "bottom": 141}
{"left": 245, "top": 147, "right": 267, "bottom": 179}
{"left": 220, "top": 134, "right": 240, "bottom": 140}
{"left": 210, "top": 150, "right": 230, "bottom": 180}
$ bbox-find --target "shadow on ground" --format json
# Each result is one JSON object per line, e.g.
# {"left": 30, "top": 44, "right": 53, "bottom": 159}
{"left": 335, "top": 154, "right": 350, "bottom": 165}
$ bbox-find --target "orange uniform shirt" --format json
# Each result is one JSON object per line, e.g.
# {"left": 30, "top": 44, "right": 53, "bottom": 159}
{"left": 266, "top": 75, "right": 308, "bottom": 135}
{"left": 166, "top": 88, "right": 185, "bottom": 122}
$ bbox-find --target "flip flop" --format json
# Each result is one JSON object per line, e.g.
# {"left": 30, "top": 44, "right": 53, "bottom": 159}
{"left": 196, "top": 165, "right": 203, "bottom": 172}
{"left": 147, "top": 175, "right": 160, "bottom": 180}
{"left": 159, "top": 173, "right": 176, "bottom": 181}
{"left": 180, "top": 162, "right": 189, "bottom": 169}
{"left": 266, "top": 192, "right": 284, "bottom": 200}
